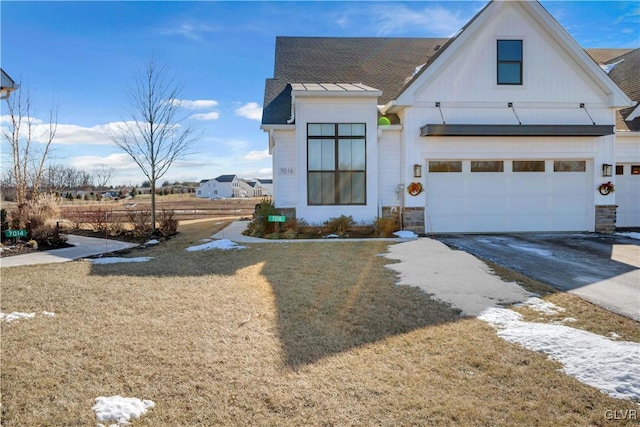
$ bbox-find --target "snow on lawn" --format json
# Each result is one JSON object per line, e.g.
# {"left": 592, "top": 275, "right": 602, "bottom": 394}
{"left": 144, "top": 239, "right": 159, "bottom": 245}
{"left": 185, "top": 239, "right": 246, "bottom": 252}
{"left": 88, "top": 257, "right": 154, "bottom": 265}
{"left": 93, "top": 395, "right": 155, "bottom": 426}
{"left": 1, "top": 311, "right": 55, "bottom": 322}
{"left": 479, "top": 307, "right": 640, "bottom": 401}
{"left": 513, "top": 297, "right": 565, "bottom": 315}
{"left": 616, "top": 232, "right": 640, "bottom": 240}
{"left": 393, "top": 230, "right": 418, "bottom": 239}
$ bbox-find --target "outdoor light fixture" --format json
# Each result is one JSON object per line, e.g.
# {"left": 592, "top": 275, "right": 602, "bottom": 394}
{"left": 413, "top": 164, "right": 422, "bottom": 178}
{"left": 602, "top": 164, "right": 613, "bottom": 177}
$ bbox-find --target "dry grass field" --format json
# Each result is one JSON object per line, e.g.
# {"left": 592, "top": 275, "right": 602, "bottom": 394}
{"left": 1, "top": 220, "right": 638, "bottom": 426}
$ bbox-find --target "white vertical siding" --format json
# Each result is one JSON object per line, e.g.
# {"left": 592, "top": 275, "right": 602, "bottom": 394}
{"left": 378, "top": 127, "right": 402, "bottom": 207}
{"left": 272, "top": 129, "right": 297, "bottom": 207}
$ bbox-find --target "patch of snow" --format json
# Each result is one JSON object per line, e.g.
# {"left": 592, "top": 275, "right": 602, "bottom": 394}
{"left": 1, "top": 312, "right": 36, "bottom": 322}
{"left": 42, "top": 311, "right": 56, "bottom": 317}
{"left": 616, "top": 232, "right": 640, "bottom": 240}
{"left": 324, "top": 234, "right": 340, "bottom": 239}
{"left": 199, "top": 238, "right": 213, "bottom": 242}
{"left": 514, "top": 297, "right": 565, "bottom": 315}
{"left": 479, "top": 307, "right": 640, "bottom": 401}
{"left": 185, "top": 239, "right": 246, "bottom": 252}
{"left": 89, "top": 257, "right": 154, "bottom": 265}
{"left": 393, "top": 230, "right": 418, "bottom": 239}
{"left": 92, "top": 396, "right": 155, "bottom": 425}
{"left": 608, "top": 332, "right": 622, "bottom": 340}
{"left": 507, "top": 244, "right": 552, "bottom": 257}
{"left": 600, "top": 59, "right": 624, "bottom": 74}
{"left": 144, "top": 239, "right": 159, "bottom": 245}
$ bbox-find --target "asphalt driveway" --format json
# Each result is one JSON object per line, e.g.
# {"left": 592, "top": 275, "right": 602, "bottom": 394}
{"left": 435, "top": 233, "right": 640, "bottom": 321}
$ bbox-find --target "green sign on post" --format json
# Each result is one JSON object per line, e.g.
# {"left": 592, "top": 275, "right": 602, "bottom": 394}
{"left": 268, "top": 215, "right": 286, "bottom": 223}
{"left": 5, "top": 229, "right": 27, "bottom": 238}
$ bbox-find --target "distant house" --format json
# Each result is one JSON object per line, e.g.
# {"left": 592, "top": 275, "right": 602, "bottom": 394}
{"left": 196, "top": 174, "right": 243, "bottom": 198}
{"left": 261, "top": 0, "right": 636, "bottom": 233}
{"left": 256, "top": 179, "right": 273, "bottom": 196}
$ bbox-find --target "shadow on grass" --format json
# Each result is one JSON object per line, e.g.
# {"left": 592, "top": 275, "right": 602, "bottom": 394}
{"left": 88, "top": 240, "right": 461, "bottom": 367}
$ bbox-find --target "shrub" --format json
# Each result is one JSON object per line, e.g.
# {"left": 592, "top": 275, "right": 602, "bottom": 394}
{"left": 374, "top": 216, "right": 399, "bottom": 237}
{"left": 30, "top": 225, "right": 68, "bottom": 248}
{"left": 245, "top": 198, "right": 278, "bottom": 237}
{"left": 84, "top": 206, "right": 109, "bottom": 232}
{"left": 9, "top": 198, "right": 61, "bottom": 238}
{"left": 324, "top": 215, "right": 355, "bottom": 233}
{"left": 127, "top": 209, "right": 152, "bottom": 237}
{"left": 158, "top": 209, "right": 178, "bottom": 237}
{"left": 1, "top": 209, "right": 8, "bottom": 243}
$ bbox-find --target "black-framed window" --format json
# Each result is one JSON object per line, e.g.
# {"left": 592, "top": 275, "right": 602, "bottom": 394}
{"left": 497, "top": 40, "right": 523, "bottom": 85}
{"left": 308, "top": 123, "right": 366, "bottom": 205}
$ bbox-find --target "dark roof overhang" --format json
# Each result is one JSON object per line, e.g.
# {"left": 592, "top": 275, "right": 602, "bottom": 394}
{"left": 420, "top": 124, "right": 615, "bottom": 137}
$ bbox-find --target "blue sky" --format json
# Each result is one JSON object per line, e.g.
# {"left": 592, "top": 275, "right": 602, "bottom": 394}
{"left": 2, "top": 1, "right": 638, "bottom": 187}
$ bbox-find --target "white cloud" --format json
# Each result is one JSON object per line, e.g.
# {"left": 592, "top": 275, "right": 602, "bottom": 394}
{"left": 159, "top": 23, "right": 220, "bottom": 40}
{"left": 242, "top": 149, "right": 270, "bottom": 161}
{"left": 370, "top": 4, "right": 472, "bottom": 37}
{"left": 68, "top": 153, "right": 136, "bottom": 171}
{"left": 190, "top": 112, "right": 220, "bottom": 121}
{"left": 170, "top": 99, "right": 219, "bottom": 110}
{"left": 235, "top": 102, "right": 263, "bottom": 121}
{"left": 1, "top": 115, "right": 117, "bottom": 146}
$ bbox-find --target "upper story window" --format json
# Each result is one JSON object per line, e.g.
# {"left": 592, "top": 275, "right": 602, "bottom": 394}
{"left": 497, "top": 40, "right": 523, "bottom": 85}
{"left": 307, "top": 123, "right": 366, "bottom": 205}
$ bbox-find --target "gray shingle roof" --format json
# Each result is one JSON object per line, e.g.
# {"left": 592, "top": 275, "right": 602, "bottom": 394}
{"left": 215, "top": 174, "right": 236, "bottom": 183}
{"left": 262, "top": 37, "right": 447, "bottom": 124}
{"left": 588, "top": 48, "right": 640, "bottom": 132}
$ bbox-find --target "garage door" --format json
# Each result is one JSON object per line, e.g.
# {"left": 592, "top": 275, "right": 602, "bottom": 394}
{"left": 615, "top": 164, "right": 640, "bottom": 228}
{"left": 425, "top": 160, "right": 592, "bottom": 233}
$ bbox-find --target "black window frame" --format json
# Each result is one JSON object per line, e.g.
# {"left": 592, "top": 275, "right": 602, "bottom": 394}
{"left": 497, "top": 39, "right": 523, "bottom": 85}
{"left": 307, "top": 123, "right": 367, "bottom": 206}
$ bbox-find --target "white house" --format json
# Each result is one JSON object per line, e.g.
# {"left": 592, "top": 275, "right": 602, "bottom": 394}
{"left": 196, "top": 175, "right": 242, "bottom": 198}
{"left": 261, "top": 0, "right": 637, "bottom": 234}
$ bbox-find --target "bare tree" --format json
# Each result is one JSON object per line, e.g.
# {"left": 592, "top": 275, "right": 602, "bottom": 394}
{"left": 2, "top": 85, "right": 58, "bottom": 207}
{"left": 105, "top": 58, "right": 201, "bottom": 232}
{"left": 92, "top": 165, "right": 115, "bottom": 190}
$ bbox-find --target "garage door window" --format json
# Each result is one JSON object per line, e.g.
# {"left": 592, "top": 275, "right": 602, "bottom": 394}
{"left": 471, "top": 161, "right": 504, "bottom": 172}
{"left": 554, "top": 161, "right": 586, "bottom": 172}
{"left": 632, "top": 165, "right": 640, "bottom": 175}
{"left": 513, "top": 161, "right": 545, "bottom": 172}
{"left": 429, "top": 161, "right": 462, "bottom": 172}
{"left": 616, "top": 165, "right": 624, "bottom": 175}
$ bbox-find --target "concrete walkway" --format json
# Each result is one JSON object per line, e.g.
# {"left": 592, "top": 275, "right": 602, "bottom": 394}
{"left": 0, "top": 235, "right": 138, "bottom": 268}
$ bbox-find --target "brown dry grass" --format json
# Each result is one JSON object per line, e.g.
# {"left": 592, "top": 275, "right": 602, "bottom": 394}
{"left": 1, "top": 221, "right": 638, "bottom": 426}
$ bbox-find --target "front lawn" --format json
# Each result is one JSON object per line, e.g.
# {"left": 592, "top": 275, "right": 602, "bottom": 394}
{"left": 1, "top": 220, "right": 637, "bottom": 426}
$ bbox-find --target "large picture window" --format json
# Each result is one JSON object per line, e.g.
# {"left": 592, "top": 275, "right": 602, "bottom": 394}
{"left": 308, "top": 123, "right": 366, "bottom": 205}
{"left": 497, "top": 40, "right": 523, "bottom": 85}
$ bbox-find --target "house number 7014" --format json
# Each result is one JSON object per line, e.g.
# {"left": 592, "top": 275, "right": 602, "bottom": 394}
{"left": 279, "top": 167, "right": 295, "bottom": 175}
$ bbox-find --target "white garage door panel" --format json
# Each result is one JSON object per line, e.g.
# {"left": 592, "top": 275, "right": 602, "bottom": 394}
{"left": 616, "top": 164, "right": 640, "bottom": 228}
{"left": 425, "top": 160, "right": 591, "bottom": 233}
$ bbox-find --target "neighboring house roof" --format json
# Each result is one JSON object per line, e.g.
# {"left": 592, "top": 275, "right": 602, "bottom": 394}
{"left": 585, "top": 48, "right": 634, "bottom": 64}
{"left": 595, "top": 48, "right": 640, "bottom": 132}
{"left": 215, "top": 174, "right": 237, "bottom": 183}
{"left": 262, "top": 2, "right": 635, "bottom": 126}
{"left": 257, "top": 179, "right": 273, "bottom": 184}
